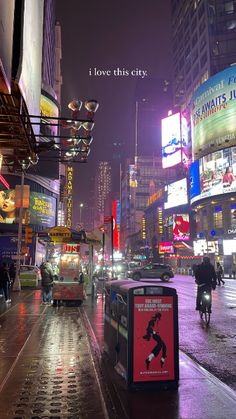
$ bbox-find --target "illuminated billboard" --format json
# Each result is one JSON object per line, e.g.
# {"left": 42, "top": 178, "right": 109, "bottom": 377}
{"left": 173, "top": 214, "right": 190, "bottom": 241}
{"left": 0, "top": 1, "right": 14, "bottom": 93}
{"left": 162, "top": 113, "right": 181, "bottom": 168}
{"left": 190, "top": 146, "right": 236, "bottom": 204}
{"left": 0, "top": 188, "right": 56, "bottom": 227}
{"left": 164, "top": 178, "right": 188, "bottom": 209}
{"left": 112, "top": 199, "right": 120, "bottom": 251}
{"left": 129, "top": 164, "right": 138, "bottom": 188}
{"left": 159, "top": 242, "right": 174, "bottom": 254}
{"left": 18, "top": 0, "right": 44, "bottom": 136}
{"left": 133, "top": 295, "right": 175, "bottom": 382}
{"left": 191, "top": 65, "right": 236, "bottom": 159}
{"left": 194, "top": 240, "right": 219, "bottom": 256}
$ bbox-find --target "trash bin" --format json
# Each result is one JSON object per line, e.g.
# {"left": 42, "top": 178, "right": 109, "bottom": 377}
{"left": 104, "top": 280, "right": 179, "bottom": 389}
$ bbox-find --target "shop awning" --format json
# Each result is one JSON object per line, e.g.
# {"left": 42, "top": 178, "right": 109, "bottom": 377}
{"left": 37, "top": 226, "right": 101, "bottom": 245}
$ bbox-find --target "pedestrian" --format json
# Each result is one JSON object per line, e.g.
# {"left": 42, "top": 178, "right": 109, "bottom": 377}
{"left": 9, "top": 262, "right": 16, "bottom": 288}
{"left": 232, "top": 263, "right": 236, "bottom": 279}
{"left": 40, "top": 261, "right": 54, "bottom": 304}
{"left": 216, "top": 262, "right": 224, "bottom": 286}
{"left": 0, "top": 262, "right": 11, "bottom": 303}
{"left": 195, "top": 256, "right": 217, "bottom": 313}
{"left": 79, "top": 270, "right": 84, "bottom": 284}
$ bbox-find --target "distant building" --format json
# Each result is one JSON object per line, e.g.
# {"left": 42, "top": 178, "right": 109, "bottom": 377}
{"left": 171, "top": 0, "right": 236, "bottom": 273}
{"left": 120, "top": 156, "right": 177, "bottom": 254}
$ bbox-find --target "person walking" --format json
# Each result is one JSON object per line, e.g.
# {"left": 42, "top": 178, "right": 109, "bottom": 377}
{"left": 0, "top": 262, "right": 11, "bottom": 303}
{"left": 9, "top": 263, "right": 16, "bottom": 288}
{"left": 216, "top": 262, "right": 225, "bottom": 286}
{"left": 40, "top": 261, "right": 54, "bottom": 304}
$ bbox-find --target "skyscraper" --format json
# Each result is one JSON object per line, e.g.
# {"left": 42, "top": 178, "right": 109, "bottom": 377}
{"left": 171, "top": 0, "right": 236, "bottom": 108}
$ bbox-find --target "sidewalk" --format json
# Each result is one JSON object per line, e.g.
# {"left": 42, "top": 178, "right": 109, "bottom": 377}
{"left": 84, "top": 294, "right": 236, "bottom": 419}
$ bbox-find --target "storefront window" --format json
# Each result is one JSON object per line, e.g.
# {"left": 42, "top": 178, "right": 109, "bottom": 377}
{"left": 214, "top": 206, "right": 223, "bottom": 228}
{"left": 230, "top": 203, "right": 236, "bottom": 227}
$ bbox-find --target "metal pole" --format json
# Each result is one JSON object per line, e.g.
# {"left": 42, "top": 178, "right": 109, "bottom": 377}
{"left": 111, "top": 216, "right": 114, "bottom": 278}
{"left": 13, "top": 171, "right": 24, "bottom": 291}
{"left": 135, "top": 101, "right": 138, "bottom": 165}
{"left": 102, "top": 231, "right": 105, "bottom": 297}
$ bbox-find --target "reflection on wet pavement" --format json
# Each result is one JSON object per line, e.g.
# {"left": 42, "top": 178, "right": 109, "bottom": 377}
{"left": 0, "top": 293, "right": 108, "bottom": 419}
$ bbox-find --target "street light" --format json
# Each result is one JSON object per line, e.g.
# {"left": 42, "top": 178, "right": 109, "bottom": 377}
{"left": 79, "top": 203, "right": 84, "bottom": 224}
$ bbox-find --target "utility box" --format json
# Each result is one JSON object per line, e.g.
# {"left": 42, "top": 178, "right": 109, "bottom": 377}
{"left": 104, "top": 280, "right": 179, "bottom": 390}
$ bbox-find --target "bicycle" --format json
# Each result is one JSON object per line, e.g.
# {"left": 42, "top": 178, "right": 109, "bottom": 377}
{"left": 199, "top": 290, "right": 211, "bottom": 325}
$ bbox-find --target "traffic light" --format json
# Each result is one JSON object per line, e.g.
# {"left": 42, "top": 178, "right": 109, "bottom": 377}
{"left": 25, "top": 227, "right": 33, "bottom": 244}
{"left": 21, "top": 246, "right": 29, "bottom": 257}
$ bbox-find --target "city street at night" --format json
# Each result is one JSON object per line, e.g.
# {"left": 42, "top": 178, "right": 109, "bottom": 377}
{"left": 1, "top": 1, "right": 236, "bottom": 418}
{"left": 0, "top": 275, "right": 236, "bottom": 419}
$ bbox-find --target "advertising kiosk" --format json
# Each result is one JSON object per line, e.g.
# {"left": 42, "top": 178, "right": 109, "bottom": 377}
{"left": 104, "top": 280, "right": 179, "bottom": 389}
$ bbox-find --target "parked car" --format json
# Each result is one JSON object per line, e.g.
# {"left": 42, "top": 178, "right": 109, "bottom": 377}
{"left": 127, "top": 263, "right": 174, "bottom": 282}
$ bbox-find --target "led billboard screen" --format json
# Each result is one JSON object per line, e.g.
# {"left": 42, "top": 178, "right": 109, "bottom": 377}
{"left": 0, "top": 1, "right": 14, "bottom": 92}
{"left": 0, "top": 188, "right": 56, "bottom": 227}
{"left": 190, "top": 147, "right": 236, "bottom": 204}
{"left": 164, "top": 178, "right": 188, "bottom": 209}
{"left": 159, "top": 242, "right": 174, "bottom": 254}
{"left": 18, "top": 0, "right": 44, "bottom": 136}
{"left": 173, "top": 214, "right": 190, "bottom": 241}
{"left": 191, "top": 65, "right": 236, "bottom": 159}
{"left": 161, "top": 113, "right": 181, "bottom": 168}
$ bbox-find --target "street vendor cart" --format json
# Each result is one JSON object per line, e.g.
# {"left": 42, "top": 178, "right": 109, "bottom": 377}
{"left": 52, "top": 243, "right": 85, "bottom": 306}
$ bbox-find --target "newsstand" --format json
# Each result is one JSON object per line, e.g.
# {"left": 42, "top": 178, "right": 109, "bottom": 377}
{"left": 104, "top": 280, "right": 179, "bottom": 390}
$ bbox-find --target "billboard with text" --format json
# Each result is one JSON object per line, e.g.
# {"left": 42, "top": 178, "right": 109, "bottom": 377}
{"left": 0, "top": 188, "right": 56, "bottom": 227}
{"left": 190, "top": 146, "right": 236, "bottom": 204}
{"left": 191, "top": 65, "right": 236, "bottom": 159}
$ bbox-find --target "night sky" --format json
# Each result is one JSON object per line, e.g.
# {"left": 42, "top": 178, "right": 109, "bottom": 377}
{"left": 56, "top": 0, "right": 172, "bottom": 220}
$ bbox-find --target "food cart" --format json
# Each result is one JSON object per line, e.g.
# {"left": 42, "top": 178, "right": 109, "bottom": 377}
{"left": 52, "top": 243, "right": 85, "bottom": 306}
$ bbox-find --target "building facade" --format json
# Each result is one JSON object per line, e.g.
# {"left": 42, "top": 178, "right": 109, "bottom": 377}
{"left": 171, "top": 0, "right": 236, "bottom": 273}
{"left": 172, "top": 0, "right": 236, "bottom": 108}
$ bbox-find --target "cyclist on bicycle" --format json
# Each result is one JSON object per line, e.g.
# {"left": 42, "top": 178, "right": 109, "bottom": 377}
{"left": 195, "top": 256, "right": 217, "bottom": 313}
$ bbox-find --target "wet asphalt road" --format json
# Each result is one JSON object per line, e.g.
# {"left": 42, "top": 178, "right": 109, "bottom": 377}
{"left": 169, "top": 275, "right": 236, "bottom": 391}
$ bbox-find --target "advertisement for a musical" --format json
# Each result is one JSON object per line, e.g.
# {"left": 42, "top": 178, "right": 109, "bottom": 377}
{"left": 133, "top": 295, "right": 175, "bottom": 382}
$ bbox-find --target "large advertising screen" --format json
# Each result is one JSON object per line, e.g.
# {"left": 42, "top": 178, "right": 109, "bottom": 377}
{"left": 0, "top": 189, "right": 56, "bottom": 227}
{"left": 0, "top": 1, "right": 15, "bottom": 92}
{"left": 173, "top": 214, "right": 190, "bottom": 241}
{"left": 164, "top": 178, "right": 188, "bottom": 209}
{"left": 190, "top": 146, "right": 236, "bottom": 204}
{"left": 18, "top": 0, "right": 44, "bottom": 136}
{"left": 191, "top": 65, "right": 236, "bottom": 159}
{"left": 133, "top": 295, "right": 175, "bottom": 382}
{"left": 161, "top": 113, "right": 181, "bottom": 168}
